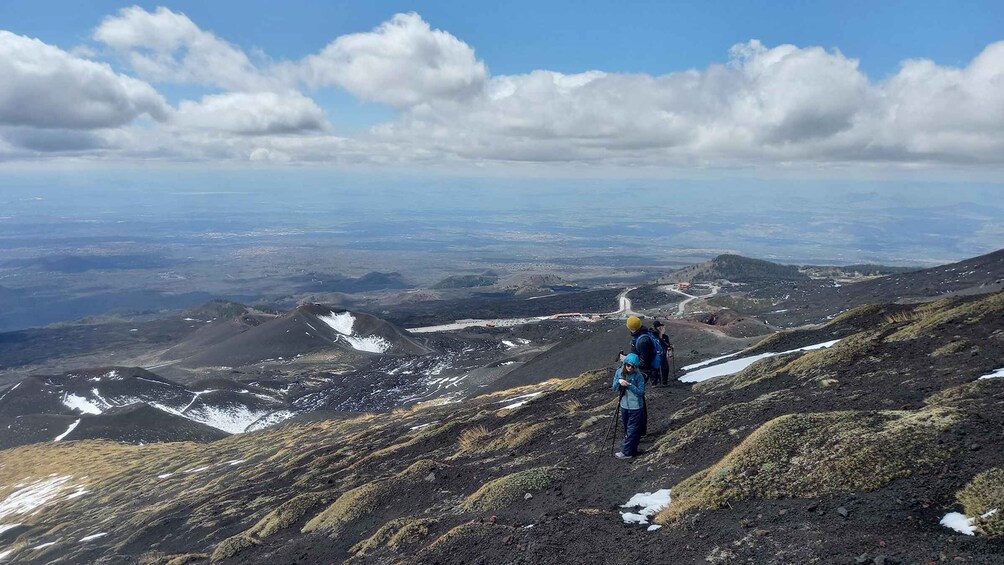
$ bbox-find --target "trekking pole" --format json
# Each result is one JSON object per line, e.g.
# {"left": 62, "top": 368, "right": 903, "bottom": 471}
{"left": 596, "top": 388, "right": 625, "bottom": 465}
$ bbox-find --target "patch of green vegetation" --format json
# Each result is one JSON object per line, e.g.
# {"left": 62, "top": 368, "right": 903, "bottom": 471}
{"left": 138, "top": 553, "right": 208, "bottom": 565}
{"left": 886, "top": 293, "right": 1004, "bottom": 342}
{"left": 931, "top": 340, "right": 969, "bottom": 357}
{"left": 185, "top": 299, "right": 248, "bottom": 320}
{"left": 210, "top": 533, "right": 257, "bottom": 562}
{"left": 460, "top": 467, "right": 562, "bottom": 512}
{"left": 652, "top": 392, "right": 788, "bottom": 458}
{"left": 957, "top": 468, "right": 1004, "bottom": 538}
{"left": 658, "top": 407, "right": 958, "bottom": 523}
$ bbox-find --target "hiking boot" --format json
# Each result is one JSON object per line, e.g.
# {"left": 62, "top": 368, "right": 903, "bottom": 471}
{"left": 614, "top": 452, "right": 633, "bottom": 460}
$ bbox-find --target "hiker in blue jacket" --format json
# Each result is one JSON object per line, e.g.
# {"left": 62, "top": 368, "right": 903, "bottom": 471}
{"left": 611, "top": 353, "right": 646, "bottom": 459}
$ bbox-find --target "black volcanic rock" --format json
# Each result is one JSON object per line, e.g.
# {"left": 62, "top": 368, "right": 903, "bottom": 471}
{"left": 71, "top": 404, "right": 229, "bottom": 443}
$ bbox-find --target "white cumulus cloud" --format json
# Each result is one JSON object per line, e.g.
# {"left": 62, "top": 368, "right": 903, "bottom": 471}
{"left": 0, "top": 30, "right": 168, "bottom": 130}
{"left": 94, "top": 6, "right": 274, "bottom": 91}
{"left": 299, "top": 12, "right": 488, "bottom": 107}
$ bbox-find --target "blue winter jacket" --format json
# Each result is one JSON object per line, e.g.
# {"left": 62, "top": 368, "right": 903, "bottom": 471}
{"left": 611, "top": 367, "right": 646, "bottom": 410}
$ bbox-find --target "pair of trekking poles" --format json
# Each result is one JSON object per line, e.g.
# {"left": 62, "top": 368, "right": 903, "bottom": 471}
{"left": 598, "top": 387, "right": 626, "bottom": 462}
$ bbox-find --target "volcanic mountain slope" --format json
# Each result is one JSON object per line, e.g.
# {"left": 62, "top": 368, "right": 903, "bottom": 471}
{"left": 663, "top": 254, "right": 809, "bottom": 285}
{"left": 0, "top": 367, "right": 292, "bottom": 448}
{"left": 754, "top": 247, "right": 1004, "bottom": 326}
{"left": 1, "top": 291, "right": 1001, "bottom": 564}
{"left": 156, "top": 304, "right": 431, "bottom": 370}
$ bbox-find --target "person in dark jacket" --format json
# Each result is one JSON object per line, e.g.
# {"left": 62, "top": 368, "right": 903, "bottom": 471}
{"left": 625, "top": 315, "right": 654, "bottom": 435}
{"left": 653, "top": 320, "right": 674, "bottom": 386}
{"left": 611, "top": 353, "right": 646, "bottom": 459}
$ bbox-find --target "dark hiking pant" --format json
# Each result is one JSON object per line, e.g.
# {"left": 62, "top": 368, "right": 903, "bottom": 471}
{"left": 621, "top": 407, "right": 643, "bottom": 456}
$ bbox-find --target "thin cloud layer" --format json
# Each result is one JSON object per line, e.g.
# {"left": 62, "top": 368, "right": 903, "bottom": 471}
{"left": 0, "top": 7, "right": 1003, "bottom": 171}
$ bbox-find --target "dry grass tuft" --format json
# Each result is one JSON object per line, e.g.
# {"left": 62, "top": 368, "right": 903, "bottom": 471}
{"left": 210, "top": 533, "right": 257, "bottom": 562}
{"left": 560, "top": 398, "right": 584, "bottom": 414}
{"left": 457, "top": 426, "right": 491, "bottom": 452}
{"left": 957, "top": 467, "right": 1004, "bottom": 538}
{"left": 657, "top": 407, "right": 958, "bottom": 523}
{"left": 459, "top": 467, "right": 562, "bottom": 512}
{"left": 248, "top": 492, "right": 325, "bottom": 539}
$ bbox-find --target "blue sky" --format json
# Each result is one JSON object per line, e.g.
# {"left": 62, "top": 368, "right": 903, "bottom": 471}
{"left": 4, "top": 0, "right": 1002, "bottom": 77}
{"left": 0, "top": 1, "right": 1003, "bottom": 178}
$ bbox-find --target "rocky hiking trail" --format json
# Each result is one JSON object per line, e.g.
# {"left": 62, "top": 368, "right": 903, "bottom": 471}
{"left": 0, "top": 292, "right": 1002, "bottom": 564}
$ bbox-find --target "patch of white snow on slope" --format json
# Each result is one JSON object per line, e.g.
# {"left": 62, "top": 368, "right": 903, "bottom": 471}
{"left": 680, "top": 340, "right": 841, "bottom": 383}
{"left": 53, "top": 419, "right": 81, "bottom": 442}
{"left": 620, "top": 489, "right": 672, "bottom": 525}
{"left": 62, "top": 393, "right": 103, "bottom": 415}
{"left": 0, "top": 476, "right": 79, "bottom": 520}
{"left": 318, "top": 312, "right": 391, "bottom": 353}
{"left": 319, "top": 311, "right": 355, "bottom": 335}
{"left": 0, "top": 549, "right": 13, "bottom": 560}
{"left": 682, "top": 351, "right": 742, "bottom": 371}
{"left": 0, "top": 382, "right": 21, "bottom": 403}
{"left": 0, "top": 523, "right": 19, "bottom": 534}
{"left": 977, "top": 367, "right": 1004, "bottom": 380}
{"left": 342, "top": 335, "right": 391, "bottom": 353}
{"left": 79, "top": 532, "right": 107, "bottom": 542}
{"left": 183, "top": 404, "right": 270, "bottom": 434}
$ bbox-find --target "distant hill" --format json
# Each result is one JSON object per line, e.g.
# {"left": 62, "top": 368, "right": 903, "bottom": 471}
{"left": 0, "top": 367, "right": 289, "bottom": 448}
{"left": 757, "top": 247, "right": 1004, "bottom": 326}
{"left": 289, "top": 271, "right": 411, "bottom": 294}
{"left": 432, "top": 273, "right": 499, "bottom": 289}
{"left": 664, "top": 254, "right": 808, "bottom": 284}
{"left": 163, "top": 304, "right": 431, "bottom": 368}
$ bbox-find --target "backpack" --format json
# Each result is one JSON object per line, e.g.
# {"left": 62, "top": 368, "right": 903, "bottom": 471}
{"left": 632, "top": 330, "right": 665, "bottom": 370}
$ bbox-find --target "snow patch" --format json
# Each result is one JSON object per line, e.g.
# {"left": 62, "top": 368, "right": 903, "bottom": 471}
{"left": 681, "top": 340, "right": 841, "bottom": 383}
{"left": 620, "top": 489, "right": 672, "bottom": 525}
{"left": 0, "top": 523, "right": 20, "bottom": 534}
{"left": 0, "top": 382, "right": 21, "bottom": 403}
{"left": 157, "top": 473, "right": 173, "bottom": 479}
{"left": 319, "top": 311, "right": 391, "bottom": 353}
{"left": 318, "top": 312, "right": 355, "bottom": 335}
{"left": 0, "top": 550, "right": 12, "bottom": 560}
{"left": 62, "top": 393, "right": 102, "bottom": 415}
{"left": 940, "top": 509, "right": 999, "bottom": 536}
{"left": 647, "top": 524, "right": 662, "bottom": 531}
{"left": 79, "top": 532, "right": 107, "bottom": 542}
{"left": 53, "top": 419, "right": 81, "bottom": 442}
{"left": 977, "top": 367, "right": 1004, "bottom": 380}
{"left": 941, "top": 512, "right": 977, "bottom": 535}
{"left": 33, "top": 541, "right": 57, "bottom": 549}
{"left": 342, "top": 334, "right": 391, "bottom": 353}
{"left": 0, "top": 476, "right": 76, "bottom": 520}
{"left": 184, "top": 404, "right": 270, "bottom": 434}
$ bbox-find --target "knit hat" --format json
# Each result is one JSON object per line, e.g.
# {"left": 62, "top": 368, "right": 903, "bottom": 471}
{"left": 623, "top": 353, "right": 640, "bottom": 367}
{"left": 626, "top": 315, "right": 642, "bottom": 331}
